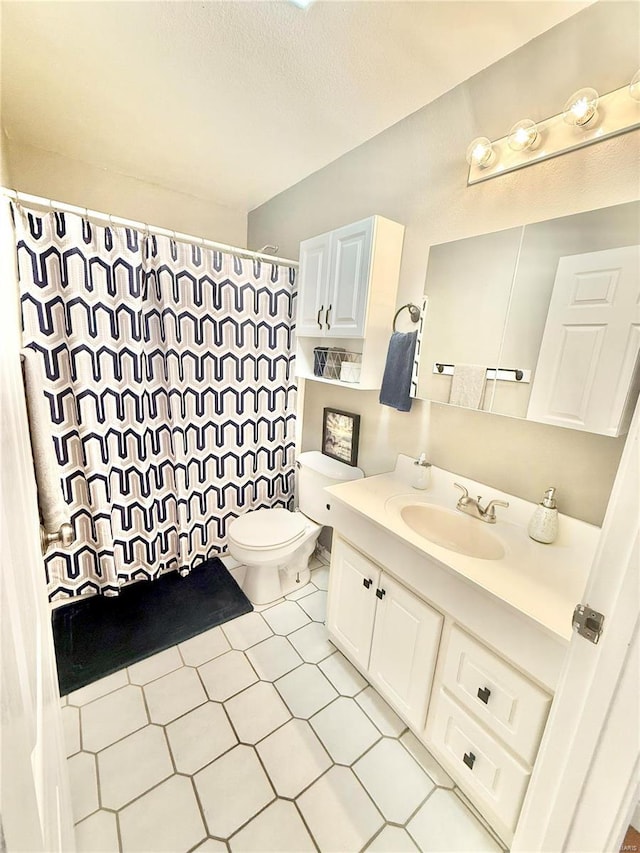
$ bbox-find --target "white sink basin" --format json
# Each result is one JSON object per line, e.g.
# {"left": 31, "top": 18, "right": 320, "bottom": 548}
{"left": 398, "top": 503, "right": 505, "bottom": 560}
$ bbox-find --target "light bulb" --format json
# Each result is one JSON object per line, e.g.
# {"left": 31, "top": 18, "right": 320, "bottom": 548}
{"left": 466, "top": 137, "right": 494, "bottom": 167}
{"left": 507, "top": 119, "right": 539, "bottom": 151}
{"left": 563, "top": 87, "right": 599, "bottom": 127}
{"left": 630, "top": 70, "right": 640, "bottom": 102}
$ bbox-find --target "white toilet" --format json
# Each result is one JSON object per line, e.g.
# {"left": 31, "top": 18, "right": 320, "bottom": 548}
{"left": 227, "top": 451, "right": 364, "bottom": 605}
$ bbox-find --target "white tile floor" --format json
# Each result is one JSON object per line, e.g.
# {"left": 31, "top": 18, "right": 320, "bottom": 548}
{"left": 64, "top": 555, "right": 507, "bottom": 853}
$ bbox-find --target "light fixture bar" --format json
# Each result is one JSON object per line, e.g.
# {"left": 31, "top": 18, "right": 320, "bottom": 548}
{"left": 467, "top": 84, "right": 640, "bottom": 185}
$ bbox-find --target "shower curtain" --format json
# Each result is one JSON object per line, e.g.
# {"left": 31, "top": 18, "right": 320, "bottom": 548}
{"left": 15, "top": 205, "right": 297, "bottom": 601}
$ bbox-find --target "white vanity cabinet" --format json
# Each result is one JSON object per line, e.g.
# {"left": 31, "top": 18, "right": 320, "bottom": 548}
{"left": 327, "top": 538, "right": 443, "bottom": 730}
{"left": 295, "top": 215, "right": 404, "bottom": 388}
{"left": 326, "top": 532, "right": 556, "bottom": 846}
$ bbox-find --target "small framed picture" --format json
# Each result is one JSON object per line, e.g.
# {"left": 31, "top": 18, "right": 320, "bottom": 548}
{"left": 322, "top": 408, "right": 361, "bottom": 467}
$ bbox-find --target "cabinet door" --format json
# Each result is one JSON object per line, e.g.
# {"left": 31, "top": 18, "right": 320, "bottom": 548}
{"left": 368, "top": 573, "right": 443, "bottom": 730}
{"left": 297, "top": 232, "right": 331, "bottom": 337}
{"left": 325, "top": 218, "right": 373, "bottom": 337}
{"left": 326, "top": 539, "right": 380, "bottom": 670}
{"left": 527, "top": 245, "right": 640, "bottom": 436}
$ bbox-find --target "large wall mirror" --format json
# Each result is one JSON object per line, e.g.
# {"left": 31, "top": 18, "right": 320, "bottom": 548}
{"left": 416, "top": 201, "right": 640, "bottom": 436}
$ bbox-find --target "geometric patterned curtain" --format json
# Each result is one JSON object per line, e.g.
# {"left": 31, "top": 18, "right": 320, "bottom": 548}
{"left": 16, "top": 205, "right": 296, "bottom": 601}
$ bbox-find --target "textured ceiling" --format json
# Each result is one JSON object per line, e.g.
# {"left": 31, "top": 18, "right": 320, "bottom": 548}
{"left": 1, "top": 1, "right": 590, "bottom": 212}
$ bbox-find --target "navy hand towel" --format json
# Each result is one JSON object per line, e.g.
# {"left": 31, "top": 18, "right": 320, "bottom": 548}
{"left": 378, "top": 330, "right": 418, "bottom": 412}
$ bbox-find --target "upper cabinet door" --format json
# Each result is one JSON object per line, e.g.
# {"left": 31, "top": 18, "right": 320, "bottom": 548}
{"left": 527, "top": 245, "right": 640, "bottom": 436}
{"left": 326, "top": 218, "right": 373, "bottom": 337}
{"left": 296, "top": 233, "right": 331, "bottom": 336}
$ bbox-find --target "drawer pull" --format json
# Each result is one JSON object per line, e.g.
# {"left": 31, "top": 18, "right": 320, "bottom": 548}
{"left": 363, "top": 578, "right": 372, "bottom": 589}
{"left": 463, "top": 751, "right": 476, "bottom": 770}
{"left": 376, "top": 588, "right": 386, "bottom": 599}
{"left": 477, "top": 686, "right": 491, "bottom": 704}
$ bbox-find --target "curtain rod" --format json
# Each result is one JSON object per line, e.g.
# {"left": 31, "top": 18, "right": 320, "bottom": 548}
{"left": 1, "top": 187, "right": 299, "bottom": 267}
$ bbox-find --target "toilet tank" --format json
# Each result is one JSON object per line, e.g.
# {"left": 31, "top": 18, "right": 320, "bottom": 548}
{"left": 297, "top": 451, "right": 364, "bottom": 525}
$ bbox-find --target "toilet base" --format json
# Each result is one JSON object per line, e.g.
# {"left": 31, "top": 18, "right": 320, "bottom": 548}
{"left": 239, "top": 532, "right": 319, "bottom": 606}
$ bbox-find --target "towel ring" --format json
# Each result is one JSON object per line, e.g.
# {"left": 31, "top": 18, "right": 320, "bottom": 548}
{"left": 393, "top": 303, "right": 421, "bottom": 332}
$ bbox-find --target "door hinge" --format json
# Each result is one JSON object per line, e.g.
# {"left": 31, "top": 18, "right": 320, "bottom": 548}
{"left": 572, "top": 604, "right": 605, "bottom": 644}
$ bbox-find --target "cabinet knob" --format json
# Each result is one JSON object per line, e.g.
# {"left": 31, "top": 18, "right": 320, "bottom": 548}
{"left": 477, "top": 686, "right": 491, "bottom": 705}
{"left": 363, "top": 578, "right": 372, "bottom": 589}
{"left": 376, "top": 588, "right": 386, "bottom": 599}
{"left": 463, "top": 751, "right": 476, "bottom": 770}
{"left": 317, "top": 306, "right": 324, "bottom": 328}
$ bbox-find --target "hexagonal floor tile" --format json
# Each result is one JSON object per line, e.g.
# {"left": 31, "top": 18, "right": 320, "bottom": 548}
{"left": 143, "top": 666, "right": 207, "bottom": 724}
{"left": 74, "top": 810, "right": 119, "bottom": 853}
{"left": 98, "top": 724, "right": 173, "bottom": 810}
{"left": 356, "top": 687, "right": 407, "bottom": 737}
{"left": 256, "top": 719, "right": 331, "bottom": 798}
{"left": 224, "top": 681, "right": 291, "bottom": 744}
{"left": 400, "top": 731, "right": 455, "bottom": 788}
{"left": 319, "top": 652, "right": 368, "bottom": 697}
{"left": 261, "top": 600, "right": 310, "bottom": 635}
{"left": 310, "top": 566, "right": 330, "bottom": 591}
{"left": 221, "top": 611, "right": 273, "bottom": 650}
{"left": 298, "top": 590, "right": 327, "bottom": 622}
{"left": 194, "top": 744, "right": 275, "bottom": 838}
{"left": 81, "top": 685, "right": 148, "bottom": 752}
{"left": 406, "top": 789, "right": 503, "bottom": 853}
{"left": 288, "top": 621, "right": 335, "bottom": 663}
{"left": 166, "top": 701, "right": 237, "bottom": 774}
{"left": 68, "top": 751, "right": 99, "bottom": 823}
{"left": 128, "top": 646, "right": 183, "bottom": 685}
{"left": 353, "top": 738, "right": 434, "bottom": 823}
{"left": 245, "top": 635, "right": 302, "bottom": 681}
{"left": 67, "top": 669, "right": 128, "bottom": 707}
{"left": 178, "top": 625, "right": 231, "bottom": 667}
{"left": 198, "top": 650, "right": 258, "bottom": 702}
{"left": 275, "top": 664, "right": 337, "bottom": 718}
{"left": 229, "top": 799, "right": 315, "bottom": 852}
{"left": 297, "top": 766, "right": 383, "bottom": 852}
{"left": 119, "top": 774, "right": 207, "bottom": 852}
{"left": 310, "top": 696, "right": 381, "bottom": 765}
{"left": 365, "top": 825, "right": 419, "bottom": 852}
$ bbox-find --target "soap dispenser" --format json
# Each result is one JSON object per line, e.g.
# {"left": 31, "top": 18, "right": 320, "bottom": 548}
{"left": 413, "top": 453, "right": 431, "bottom": 490}
{"left": 528, "top": 487, "right": 558, "bottom": 544}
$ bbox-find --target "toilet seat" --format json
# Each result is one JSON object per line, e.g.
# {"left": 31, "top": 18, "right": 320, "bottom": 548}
{"left": 228, "top": 508, "right": 307, "bottom": 551}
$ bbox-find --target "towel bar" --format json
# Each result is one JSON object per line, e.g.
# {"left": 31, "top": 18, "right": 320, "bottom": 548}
{"left": 433, "top": 363, "right": 531, "bottom": 383}
{"left": 392, "top": 303, "right": 421, "bottom": 332}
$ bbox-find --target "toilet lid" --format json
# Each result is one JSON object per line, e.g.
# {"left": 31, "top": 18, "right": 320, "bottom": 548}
{"left": 228, "top": 508, "right": 307, "bottom": 550}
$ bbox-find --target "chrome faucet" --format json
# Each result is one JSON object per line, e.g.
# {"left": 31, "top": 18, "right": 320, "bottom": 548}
{"left": 454, "top": 483, "right": 509, "bottom": 524}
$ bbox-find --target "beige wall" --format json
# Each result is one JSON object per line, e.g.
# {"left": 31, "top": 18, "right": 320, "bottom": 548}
{"left": 249, "top": 2, "right": 640, "bottom": 526}
{"left": 4, "top": 140, "right": 247, "bottom": 246}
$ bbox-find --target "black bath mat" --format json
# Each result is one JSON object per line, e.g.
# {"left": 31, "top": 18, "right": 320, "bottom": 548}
{"left": 52, "top": 558, "right": 253, "bottom": 696}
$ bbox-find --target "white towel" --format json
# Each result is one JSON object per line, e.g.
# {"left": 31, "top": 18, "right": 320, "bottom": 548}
{"left": 449, "top": 363, "right": 487, "bottom": 409}
{"left": 21, "top": 348, "right": 69, "bottom": 532}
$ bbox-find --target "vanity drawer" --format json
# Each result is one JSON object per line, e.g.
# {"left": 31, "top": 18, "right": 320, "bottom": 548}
{"left": 441, "top": 626, "right": 551, "bottom": 764}
{"left": 429, "top": 689, "right": 530, "bottom": 833}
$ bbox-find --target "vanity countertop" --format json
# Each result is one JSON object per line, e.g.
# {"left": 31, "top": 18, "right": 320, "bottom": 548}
{"left": 325, "top": 455, "right": 601, "bottom": 642}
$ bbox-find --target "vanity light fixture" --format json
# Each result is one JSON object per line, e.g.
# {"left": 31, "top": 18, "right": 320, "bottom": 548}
{"left": 507, "top": 119, "right": 539, "bottom": 151}
{"left": 563, "top": 87, "right": 599, "bottom": 127}
{"left": 467, "top": 78, "right": 640, "bottom": 185}
{"left": 465, "top": 137, "right": 494, "bottom": 167}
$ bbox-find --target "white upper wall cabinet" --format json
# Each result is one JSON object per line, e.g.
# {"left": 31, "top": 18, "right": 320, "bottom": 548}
{"left": 527, "top": 245, "right": 640, "bottom": 436}
{"left": 295, "top": 215, "right": 404, "bottom": 389}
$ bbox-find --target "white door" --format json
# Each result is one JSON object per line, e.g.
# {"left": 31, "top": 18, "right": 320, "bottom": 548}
{"left": 326, "top": 538, "right": 380, "bottom": 669}
{"left": 0, "top": 200, "right": 75, "bottom": 852}
{"left": 527, "top": 245, "right": 640, "bottom": 436}
{"left": 512, "top": 393, "right": 640, "bottom": 852}
{"left": 296, "top": 232, "right": 331, "bottom": 336}
{"left": 368, "top": 572, "right": 443, "bottom": 729}
{"left": 325, "top": 218, "right": 373, "bottom": 337}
